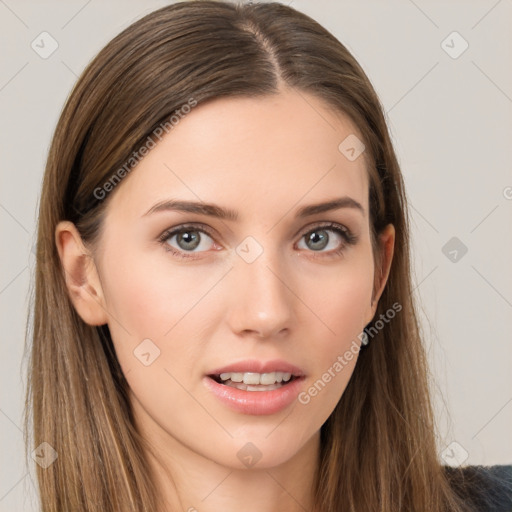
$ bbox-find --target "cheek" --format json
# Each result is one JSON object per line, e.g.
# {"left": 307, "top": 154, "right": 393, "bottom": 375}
{"left": 295, "top": 253, "right": 374, "bottom": 401}
{"left": 316, "top": 277, "right": 371, "bottom": 334}
{"left": 98, "top": 244, "right": 229, "bottom": 370}
{"left": 300, "top": 254, "right": 374, "bottom": 342}
{"left": 101, "top": 235, "right": 374, "bottom": 372}
{"left": 101, "top": 244, "right": 202, "bottom": 327}
{"left": 94, "top": 234, "right": 376, "bottom": 468}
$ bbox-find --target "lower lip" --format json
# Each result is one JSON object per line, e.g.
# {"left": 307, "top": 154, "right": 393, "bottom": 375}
{"left": 203, "top": 376, "right": 304, "bottom": 415}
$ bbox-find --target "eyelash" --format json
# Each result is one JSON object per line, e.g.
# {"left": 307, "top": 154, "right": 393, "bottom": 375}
{"left": 157, "top": 222, "right": 358, "bottom": 260}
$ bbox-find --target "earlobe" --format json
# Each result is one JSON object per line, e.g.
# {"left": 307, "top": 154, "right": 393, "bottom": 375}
{"left": 55, "top": 221, "right": 109, "bottom": 326}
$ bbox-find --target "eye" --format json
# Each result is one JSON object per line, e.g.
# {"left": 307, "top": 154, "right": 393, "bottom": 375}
{"left": 158, "top": 224, "right": 217, "bottom": 258}
{"left": 296, "top": 223, "right": 356, "bottom": 255}
{"left": 158, "top": 222, "right": 357, "bottom": 260}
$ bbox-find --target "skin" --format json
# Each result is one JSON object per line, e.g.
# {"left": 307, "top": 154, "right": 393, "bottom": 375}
{"left": 56, "top": 87, "right": 394, "bottom": 512}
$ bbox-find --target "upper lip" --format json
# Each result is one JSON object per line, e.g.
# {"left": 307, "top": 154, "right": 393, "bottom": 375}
{"left": 208, "top": 359, "right": 304, "bottom": 377}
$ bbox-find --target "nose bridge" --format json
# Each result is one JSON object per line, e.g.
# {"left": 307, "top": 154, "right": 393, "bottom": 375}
{"left": 227, "top": 237, "right": 294, "bottom": 337}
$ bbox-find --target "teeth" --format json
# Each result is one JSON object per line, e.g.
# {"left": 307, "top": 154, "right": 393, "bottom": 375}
{"left": 228, "top": 382, "right": 283, "bottom": 391}
{"left": 218, "top": 371, "right": 294, "bottom": 386}
{"left": 243, "top": 372, "right": 261, "bottom": 385}
{"left": 260, "top": 372, "right": 276, "bottom": 385}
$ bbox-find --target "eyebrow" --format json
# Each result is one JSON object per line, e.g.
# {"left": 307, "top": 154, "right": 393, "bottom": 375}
{"left": 142, "top": 196, "right": 364, "bottom": 220}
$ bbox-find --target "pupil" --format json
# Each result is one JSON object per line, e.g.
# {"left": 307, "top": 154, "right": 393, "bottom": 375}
{"left": 307, "top": 230, "right": 328, "bottom": 250}
{"left": 177, "top": 231, "right": 200, "bottom": 250}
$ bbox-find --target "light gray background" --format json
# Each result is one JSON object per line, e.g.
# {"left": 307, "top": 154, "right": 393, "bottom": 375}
{"left": 1, "top": 1, "right": 511, "bottom": 510}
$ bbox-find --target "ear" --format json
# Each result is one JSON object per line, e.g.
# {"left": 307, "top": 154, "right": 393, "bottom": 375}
{"left": 365, "top": 223, "right": 395, "bottom": 324}
{"left": 55, "top": 220, "right": 109, "bottom": 326}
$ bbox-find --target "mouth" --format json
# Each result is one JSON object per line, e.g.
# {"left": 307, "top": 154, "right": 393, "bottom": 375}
{"left": 208, "top": 371, "right": 302, "bottom": 392}
{"left": 204, "top": 359, "right": 306, "bottom": 414}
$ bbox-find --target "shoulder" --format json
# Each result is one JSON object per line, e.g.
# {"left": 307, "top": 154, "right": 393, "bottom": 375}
{"left": 444, "top": 464, "right": 512, "bottom": 512}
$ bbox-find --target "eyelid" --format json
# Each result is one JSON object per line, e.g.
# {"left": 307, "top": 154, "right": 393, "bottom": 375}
{"left": 158, "top": 221, "right": 353, "bottom": 241}
{"left": 158, "top": 222, "right": 216, "bottom": 242}
{"left": 297, "top": 221, "right": 352, "bottom": 238}
{"left": 295, "top": 221, "right": 358, "bottom": 249}
{"left": 158, "top": 220, "right": 357, "bottom": 257}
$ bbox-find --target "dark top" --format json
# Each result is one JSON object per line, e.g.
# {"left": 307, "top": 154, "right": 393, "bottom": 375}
{"left": 444, "top": 465, "right": 512, "bottom": 511}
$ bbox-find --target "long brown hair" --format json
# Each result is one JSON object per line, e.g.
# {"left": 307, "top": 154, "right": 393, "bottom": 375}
{"left": 25, "top": 2, "right": 473, "bottom": 510}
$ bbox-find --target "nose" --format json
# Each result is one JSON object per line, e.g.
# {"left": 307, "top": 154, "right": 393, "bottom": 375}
{"left": 226, "top": 248, "right": 296, "bottom": 339}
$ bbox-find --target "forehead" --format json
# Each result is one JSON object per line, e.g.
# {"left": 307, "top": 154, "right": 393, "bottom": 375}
{"left": 106, "top": 89, "right": 369, "bottom": 222}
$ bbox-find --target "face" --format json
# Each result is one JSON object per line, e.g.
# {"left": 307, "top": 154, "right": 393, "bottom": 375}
{"left": 66, "top": 89, "right": 393, "bottom": 470}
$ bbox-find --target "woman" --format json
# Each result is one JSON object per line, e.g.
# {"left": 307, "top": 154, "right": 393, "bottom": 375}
{"left": 25, "top": 1, "right": 511, "bottom": 511}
